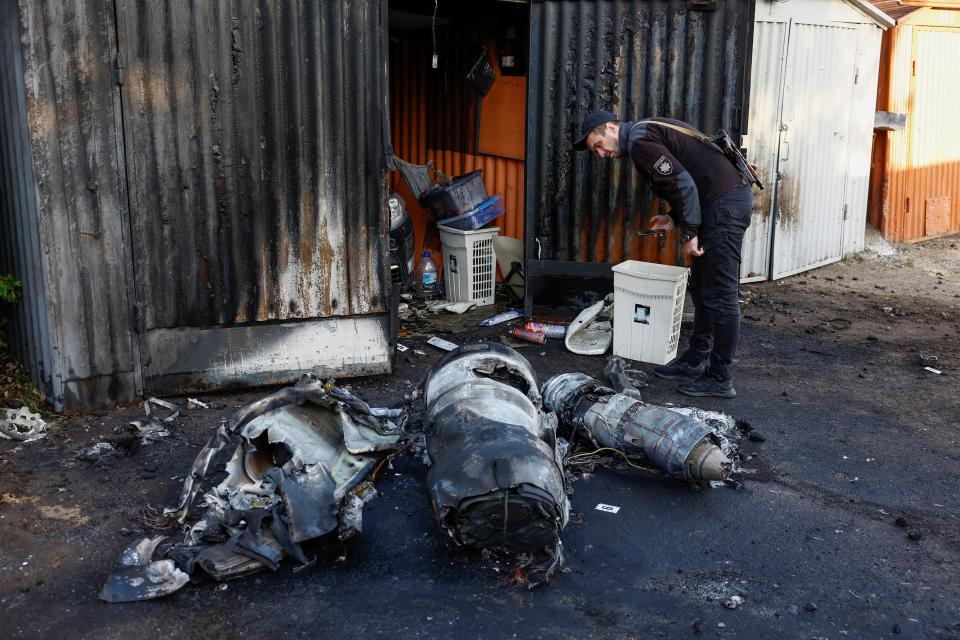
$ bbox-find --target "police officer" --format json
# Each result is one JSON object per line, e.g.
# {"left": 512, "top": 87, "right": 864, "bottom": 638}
{"left": 574, "top": 110, "right": 753, "bottom": 398}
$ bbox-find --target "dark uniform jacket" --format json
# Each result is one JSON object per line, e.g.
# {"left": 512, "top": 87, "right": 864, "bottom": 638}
{"left": 617, "top": 117, "right": 741, "bottom": 238}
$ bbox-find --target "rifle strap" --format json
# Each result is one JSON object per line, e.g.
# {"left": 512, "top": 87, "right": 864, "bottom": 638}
{"left": 634, "top": 119, "right": 716, "bottom": 144}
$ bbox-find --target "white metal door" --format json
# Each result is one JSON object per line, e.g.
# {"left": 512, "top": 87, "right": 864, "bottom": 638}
{"left": 770, "top": 22, "right": 859, "bottom": 279}
{"left": 740, "top": 19, "right": 790, "bottom": 282}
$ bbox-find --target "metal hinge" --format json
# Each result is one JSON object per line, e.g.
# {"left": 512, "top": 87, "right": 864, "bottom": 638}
{"left": 854, "top": 67, "right": 859, "bottom": 84}
{"left": 843, "top": 204, "right": 848, "bottom": 220}
{"left": 115, "top": 54, "right": 125, "bottom": 86}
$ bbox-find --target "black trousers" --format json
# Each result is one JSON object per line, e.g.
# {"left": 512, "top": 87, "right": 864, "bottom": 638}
{"left": 681, "top": 183, "right": 753, "bottom": 381}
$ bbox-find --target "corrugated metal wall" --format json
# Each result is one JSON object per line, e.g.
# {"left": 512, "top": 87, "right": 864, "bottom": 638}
{"left": 883, "top": 21, "right": 916, "bottom": 240}
{"left": 907, "top": 28, "right": 960, "bottom": 235}
{"left": 525, "top": 0, "right": 754, "bottom": 274}
{"left": 843, "top": 21, "right": 883, "bottom": 256}
{"left": 0, "top": 0, "right": 54, "bottom": 395}
{"left": 117, "top": 0, "right": 389, "bottom": 328}
{"left": 867, "top": 16, "right": 893, "bottom": 231}
{"left": 389, "top": 31, "right": 525, "bottom": 266}
{"left": 4, "top": 0, "right": 392, "bottom": 408}
{"left": 17, "top": 0, "right": 140, "bottom": 408}
{"left": 871, "top": 10, "right": 960, "bottom": 242}
{"left": 870, "top": 18, "right": 912, "bottom": 232}
{"left": 740, "top": 18, "right": 788, "bottom": 281}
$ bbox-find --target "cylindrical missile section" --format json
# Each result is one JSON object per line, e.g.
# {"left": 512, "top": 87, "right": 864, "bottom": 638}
{"left": 542, "top": 372, "right": 731, "bottom": 483}
{"left": 423, "top": 343, "right": 569, "bottom": 552}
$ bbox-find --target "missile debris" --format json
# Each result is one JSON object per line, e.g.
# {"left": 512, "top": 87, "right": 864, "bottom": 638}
{"left": 423, "top": 343, "right": 569, "bottom": 552}
{"left": 542, "top": 372, "right": 732, "bottom": 483}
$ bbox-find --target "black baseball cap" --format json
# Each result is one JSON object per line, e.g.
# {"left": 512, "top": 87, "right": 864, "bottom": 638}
{"left": 573, "top": 109, "right": 619, "bottom": 150}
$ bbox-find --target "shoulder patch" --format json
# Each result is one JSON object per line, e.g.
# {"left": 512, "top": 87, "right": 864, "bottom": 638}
{"left": 653, "top": 155, "right": 673, "bottom": 176}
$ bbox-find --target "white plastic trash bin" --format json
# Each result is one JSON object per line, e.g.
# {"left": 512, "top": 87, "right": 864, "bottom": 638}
{"left": 439, "top": 226, "right": 499, "bottom": 306}
{"left": 611, "top": 260, "right": 689, "bottom": 365}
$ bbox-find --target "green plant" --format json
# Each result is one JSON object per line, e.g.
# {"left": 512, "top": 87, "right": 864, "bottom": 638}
{"left": 0, "top": 274, "right": 20, "bottom": 303}
{"left": 0, "top": 274, "right": 22, "bottom": 350}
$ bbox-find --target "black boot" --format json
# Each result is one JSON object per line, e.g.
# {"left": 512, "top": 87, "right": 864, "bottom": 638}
{"left": 653, "top": 359, "right": 705, "bottom": 380}
{"left": 677, "top": 373, "right": 736, "bottom": 399}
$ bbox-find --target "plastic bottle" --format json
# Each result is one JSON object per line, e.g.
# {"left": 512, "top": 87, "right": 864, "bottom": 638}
{"left": 416, "top": 251, "right": 438, "bottom": 298}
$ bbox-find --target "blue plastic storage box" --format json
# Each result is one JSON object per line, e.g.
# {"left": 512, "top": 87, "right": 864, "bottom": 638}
{"left": 437, "top": 195, "right": 505, "bottom": 231}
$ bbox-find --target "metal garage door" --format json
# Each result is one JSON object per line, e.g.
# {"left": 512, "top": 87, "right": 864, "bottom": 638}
{"left": 742, "top": 17, "right": 861, "bottom": 281}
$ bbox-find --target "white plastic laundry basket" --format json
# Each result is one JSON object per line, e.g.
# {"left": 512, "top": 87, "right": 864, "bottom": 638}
{"left": 439, "top": 226, "right": 499, "bottom": 306}
{"left": 611, "top": 260, "right": 689, "bottom": 365}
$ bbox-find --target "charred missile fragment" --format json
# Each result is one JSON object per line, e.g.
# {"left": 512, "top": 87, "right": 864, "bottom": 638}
{"left": 423, "top": 343, "right": 569, "bottom": 552}
{"left": 542, "top": 373, "right": 731, "bottom": 483}
{"left": 101, "top": 380, "right": 403, "bottom": 602}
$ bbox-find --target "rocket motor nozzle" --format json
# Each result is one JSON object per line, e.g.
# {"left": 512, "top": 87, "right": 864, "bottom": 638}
{"left": 686, "top": 440, "right": 732, "bottom": 482}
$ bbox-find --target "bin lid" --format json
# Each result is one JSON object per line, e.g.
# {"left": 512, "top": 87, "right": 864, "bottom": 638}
{"left": 611, "top": 260, "right": 688, "bottom": 282}
{"left": 437, "top": 226, "right": 500, "bottom": 237}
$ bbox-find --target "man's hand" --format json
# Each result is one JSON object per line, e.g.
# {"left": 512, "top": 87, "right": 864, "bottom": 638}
{"left": 649, "top": 215, "right": 674, "bottom": 233}
{"left": 682, "top": 236, "right": 704, "bottom": 259}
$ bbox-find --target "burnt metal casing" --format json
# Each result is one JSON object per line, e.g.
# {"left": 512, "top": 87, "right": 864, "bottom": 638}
{"left": 102, "top": 380, "right": 403, "bottom": 602}
{"left": 542, "top": 372, "right": 731, "bottom": 483}
{"left": 423, "top": 343, "right": 569, "bottom": 552}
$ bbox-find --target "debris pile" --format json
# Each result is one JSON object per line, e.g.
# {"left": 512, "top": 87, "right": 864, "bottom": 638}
{"left": 100, "top": 379, "right": 403, "bottom": 602}
{"left": 99, "top": 536, "right": 190, "bottom": 603}
{"left": 75, "top": 397, "right": 182, "bottom": 463}
{"left": 75, "top": 442, "right": 120, "bottom": 462}
{"left": 129, "top": 397, "right": 180, "bottom": 442}
{"left": 0, "top": 406, "right": 47, "bottom": 442}
{"left": 99, "top": 342, "right": 747, "bottom": 601}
